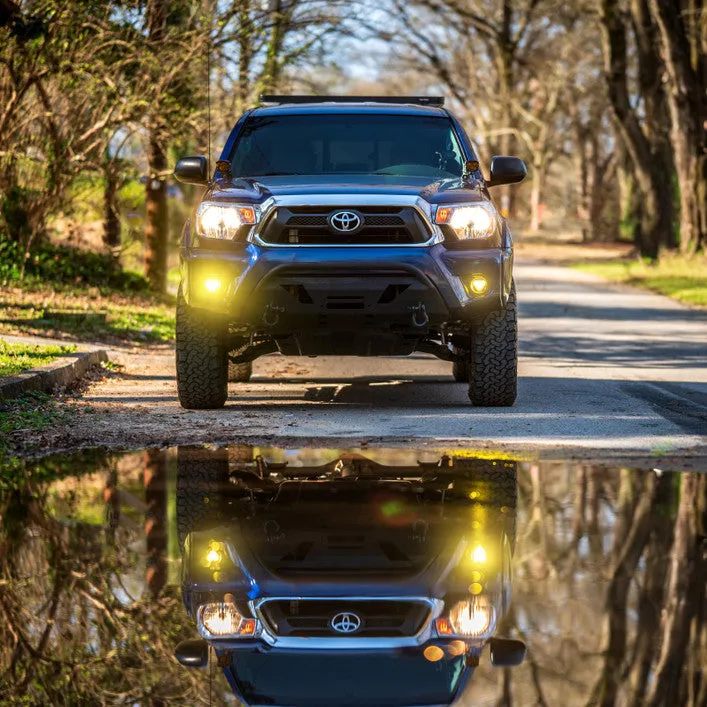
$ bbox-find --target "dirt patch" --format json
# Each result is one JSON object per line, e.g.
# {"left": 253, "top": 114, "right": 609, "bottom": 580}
{"left": 515, "top": 237, "right": 634, "bottom": 265}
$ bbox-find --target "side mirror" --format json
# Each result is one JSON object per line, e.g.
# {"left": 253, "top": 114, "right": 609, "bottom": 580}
{"left": 174, "top": 156, "right": 208, "bottom": 185}
{"left": 175, "top": 638, "right": 209, "bottom": 668}
{"left": 489, "top": 637, "right": 526, "bottom": 667}
{"left": 487, "top": 156, "right": 527, "bottom": 188}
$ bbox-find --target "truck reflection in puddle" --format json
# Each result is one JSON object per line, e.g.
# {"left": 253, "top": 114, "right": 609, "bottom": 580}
{"left": 174, "top": 447, "right": 524, "bottom": 707}
{"left": 3, "top": 448, "right": 701, "bottom": 705}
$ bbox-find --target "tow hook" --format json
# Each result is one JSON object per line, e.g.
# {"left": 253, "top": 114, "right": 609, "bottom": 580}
{"left": 412, "top": 519, "right": 429, "bottom": 544}
{"left": 264, "top": 519, "right": 283, "bottom": 543}
{"left": 410, "top": 302, "right": 429, "bottom": 327}
{"left": 263, "top": 303, "right": 284, "bottom": 327}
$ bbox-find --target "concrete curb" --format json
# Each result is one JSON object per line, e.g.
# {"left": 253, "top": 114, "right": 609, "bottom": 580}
{"left": 0, "top": 348, "right": 108, "bottom": 400}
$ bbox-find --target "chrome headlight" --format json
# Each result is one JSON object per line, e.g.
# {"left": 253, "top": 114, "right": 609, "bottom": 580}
{"left": 435, "top": 203, "right": 497, "bottom": 240}
{"left": 198, "top": 601, "right": 257, "bottom": 638}
{"left": 446, "top": 597, "right": 496, "bottom": 639}
{"left": 196, "top": 202, "right": 258, "bottom": 240}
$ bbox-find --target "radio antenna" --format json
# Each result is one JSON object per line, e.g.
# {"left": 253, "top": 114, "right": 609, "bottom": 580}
{"left": 206, "top": 25, "right": 212, "bottom": 176}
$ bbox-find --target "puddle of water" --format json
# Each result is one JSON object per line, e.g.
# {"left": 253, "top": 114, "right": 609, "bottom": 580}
{"left": 0, "top": 447, "right": 704, "bottom": 706}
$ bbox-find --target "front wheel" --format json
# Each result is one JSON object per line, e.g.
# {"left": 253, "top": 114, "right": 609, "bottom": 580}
{"left": 176, "top": 298, "right": 228, "bottom": 409}
{"left": 467, "top": 282, "right": 518, "bottom": 407}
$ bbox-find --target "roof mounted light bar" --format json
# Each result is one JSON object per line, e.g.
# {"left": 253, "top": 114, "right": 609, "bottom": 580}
{"left": 260, "top": 95, "right": 445, "bottom": 107}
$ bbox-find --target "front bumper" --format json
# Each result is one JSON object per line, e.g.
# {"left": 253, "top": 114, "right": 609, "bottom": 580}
{"left": 181, "top": 243, "right": 513, "bottom": 332}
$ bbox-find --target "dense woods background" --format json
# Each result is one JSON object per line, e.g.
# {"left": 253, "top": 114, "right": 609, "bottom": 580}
{"left": 0, "top": 0, "right": 705, "bottom": 293}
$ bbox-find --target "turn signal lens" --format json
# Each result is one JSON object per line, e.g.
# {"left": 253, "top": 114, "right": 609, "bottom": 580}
{"left": 435, "top": 206, "right": 453, "bottom": 224}
{"left": 237, "top": 206, "right": 256, "bottom": 224}
{"left": 436, "top": 618, "right": 454, "bottom": 636}
{"left": 241, "top": 619, "right": 257, "bottom": 636}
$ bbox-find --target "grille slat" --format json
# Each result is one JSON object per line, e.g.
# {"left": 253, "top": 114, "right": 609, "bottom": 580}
{"left": 260, "top": 206, "right": 429, "bottom": 245}
{"left": 260, "top": 600, "right": 430, "bottom": 638}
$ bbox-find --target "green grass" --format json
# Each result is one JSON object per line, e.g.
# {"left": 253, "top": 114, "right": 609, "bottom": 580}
{"left": 0, "top": 392, "right": 69, "bottom": 467}
{"left": 573, "top": 254, "right": 707, "bottom": 307}
{"left": 0, "top": 340, "right": 77, "bottom": 377}
{"left": 0, "top": 287, "right": 175, "bottom": 344}
{"left": 30, "top": 304, "right": 175, "bottom": 343}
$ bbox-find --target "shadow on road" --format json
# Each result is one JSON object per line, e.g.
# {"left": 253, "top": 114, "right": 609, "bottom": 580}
{"left": 85, "top": 374, "right": 707, "bottom": 441}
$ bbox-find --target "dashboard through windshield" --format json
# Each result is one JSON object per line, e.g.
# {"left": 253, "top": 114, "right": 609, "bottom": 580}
{"left": 229, "top": 114, "right": 465, "bottom": 179}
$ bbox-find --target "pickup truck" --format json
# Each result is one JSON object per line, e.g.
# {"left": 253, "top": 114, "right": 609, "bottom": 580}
{"left": 173, "top": 96, "right": 526, "bottom": 409}
{"left": 173, "top": 447, "right": 526, "bottom": 706}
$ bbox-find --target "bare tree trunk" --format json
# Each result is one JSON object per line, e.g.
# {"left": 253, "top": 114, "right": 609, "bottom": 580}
{"left": 572, "top": 465, "right": 588, "bottom": 545}
{"left": 645, "top": 473, "right": 707, "bottom": 706}
{"left": 496, "top": 0, "right": 515, "bottom": 218}
{"left": 586, "top": 131, "right": 604, "bottom": 241}
{"left": 261, "top": 0, "right": 293, "bottom": 93}
{"left": 574, "top": 123, "right": 591, "bottom": 241}
{"left": 144, "top": 449, "right": 168, "bottom": 599}
{"left": 589, "top": 473, "right": 659, "bottom": 707}
{"left": 626, "top": 474, "right": 675, "bottom": 707}
{"left": 238, "top": 4, "right": 252, "bottom": 109}
{"left": 587, "top": 467, "right": 602, "bottom": 555}
{"left": 630, "top": 0, "right": 677, "bottom": 251}
{"left": 495, "top": 667, "right": 513, "bottom": 707}
{"left": 145, "top": 0, "right": 168, "bottom": 292}
{"left": 600, "top": 0, "right": 674, "bottom": 260}
{"left": 648, "top": 0, "right": 707, "bottom": 255}
{"left": 103, "top": 466, "right": 120, "bottom": 545}
{"left": 529, "top": 152, "right": 547, "bottom": 232}
{"left": 616, "top": 140, "right": 640, "bottom": 244}
{"left": 103, "top": 160, "right": 120, "bottom": 251}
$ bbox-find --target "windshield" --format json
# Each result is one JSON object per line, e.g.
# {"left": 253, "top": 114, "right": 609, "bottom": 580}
{"left": 230, "top": 651, "right": 465, "bottom": 707}
{"left": 229, "top": 114, "right": 465, "bottom": 179}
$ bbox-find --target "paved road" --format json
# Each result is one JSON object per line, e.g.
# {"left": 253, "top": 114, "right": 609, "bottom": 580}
{"left": 70, "top": 260, "right": 707, "bottom": 458}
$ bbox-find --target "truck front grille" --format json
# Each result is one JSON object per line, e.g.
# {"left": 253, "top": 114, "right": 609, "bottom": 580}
{"left": 259, "top": 599, "right": 430, "bottom": 637}
{"left": 258, "top": 206, "right": 431, "bottom": 245}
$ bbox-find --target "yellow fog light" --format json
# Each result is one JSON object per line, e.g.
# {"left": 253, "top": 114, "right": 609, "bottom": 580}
{"left": 471, "top": 545, "right": 487, "bottom": 563}
{"left": 204, "top": 278, "right": 221, "bottom": 293}
{"left": 203, "top": 541, "right": 225, "bottom": 569}
{"left": 469, "top": 275, "right": 488, "bottom": 295}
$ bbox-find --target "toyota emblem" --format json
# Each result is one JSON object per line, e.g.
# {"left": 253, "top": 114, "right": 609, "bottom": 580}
{"left": 330, "top": 612, "right": 362, "bottom": 634}
{"left": 329, "top": 210, "right": 362, "bottom": 233}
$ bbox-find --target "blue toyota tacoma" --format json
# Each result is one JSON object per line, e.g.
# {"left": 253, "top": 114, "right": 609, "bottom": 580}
{"left": 173, "top": 447, "right": 525, "bottom": 706}
{"left": 174, "top": 96, "right": 527, "bottom": 409}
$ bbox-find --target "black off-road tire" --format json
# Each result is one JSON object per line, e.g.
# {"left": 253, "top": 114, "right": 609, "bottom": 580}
{"left": 467, "top": 282, "right": 517, "bottom": 406}
{"left": 176, "top": 446, "right": 230, "bottom": 547}
{"left": 228, "top": 360, "right": 253, "bottom": 382}
{"left": 176, "top": 298, "right": 228, "bottom": 409}
{"left": 453, "top": 459, "right": 518, "bottom": 509}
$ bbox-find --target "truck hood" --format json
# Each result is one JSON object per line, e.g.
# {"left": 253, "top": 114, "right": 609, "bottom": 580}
{"left": 210, "top": 174, "right": 487, "bottom": 205}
